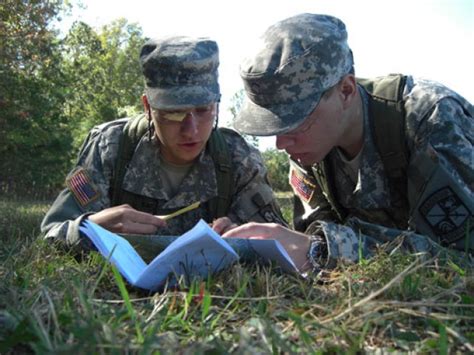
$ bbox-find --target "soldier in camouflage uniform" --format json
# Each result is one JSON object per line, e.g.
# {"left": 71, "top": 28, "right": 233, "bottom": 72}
{"left": 225, "top": 14, "right": 473, "bottom": 273}
{"left": 41, "top": 36, "right": 285, "bottom": 250}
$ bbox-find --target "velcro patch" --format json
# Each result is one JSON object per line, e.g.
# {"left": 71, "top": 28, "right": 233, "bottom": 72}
{"left": 419, "top": 186, "right": 471, "bottom": 244}
{"left": 66, "top": 168, "right": 100, "bottom": 207}
{"left": 290, "top": 167, "right": 316, "bottom": 203}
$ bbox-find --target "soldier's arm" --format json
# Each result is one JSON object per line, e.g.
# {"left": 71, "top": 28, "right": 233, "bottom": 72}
{"left": 224, "top": 131, "right": 287, "bottom": 226}
{"left": 301, "top": 216, "right": 461, "bottom": 272}
{"left": 41, "top": 125, "right": 118, "bottom": 250}
{"left": 406, "top": 97, "right": 473, "bottom": 251}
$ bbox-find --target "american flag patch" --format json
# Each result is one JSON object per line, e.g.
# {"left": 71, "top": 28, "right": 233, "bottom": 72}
{"left": 66, "top": 168, "right": 100, "bottom": 206}
{"left": 290, "top": 168, "right": 315, "bottom": 203}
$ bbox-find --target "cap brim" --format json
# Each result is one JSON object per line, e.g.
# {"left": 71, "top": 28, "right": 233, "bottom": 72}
{"left": 234, "top": 92, "right": 322, "bottom": 136}
{"left": 146, "top": 86, "right": 220, "bottom": 110}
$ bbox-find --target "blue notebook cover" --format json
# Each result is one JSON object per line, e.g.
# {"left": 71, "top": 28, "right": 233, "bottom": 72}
{"left": 80, "top": 219, "right": 298, "bottom": 291}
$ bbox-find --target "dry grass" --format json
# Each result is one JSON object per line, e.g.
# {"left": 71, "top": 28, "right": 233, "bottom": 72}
{"left": 1, "top": 197, "right": 473, "bottom": 353}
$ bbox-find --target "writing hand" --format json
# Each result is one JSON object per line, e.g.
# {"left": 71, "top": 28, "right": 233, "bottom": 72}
{"left": 87, "top": 204, "right": 166, "bottom": 234}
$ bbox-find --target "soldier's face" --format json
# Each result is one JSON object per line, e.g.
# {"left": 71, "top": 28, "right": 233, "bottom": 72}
{"left": 275, "top": 75, "right": 360, "bottom": 165}
{"left": 275, "top": 86, "right": 347, "bottom": 165}
{"left": 151, "top": 103, "right": 216, "bottom": 165}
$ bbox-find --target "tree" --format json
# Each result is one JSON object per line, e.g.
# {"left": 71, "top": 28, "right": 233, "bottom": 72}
{"left": 61, "top": 19, "right": 146, "bottom": 150}
{"left": 228, "top": 89, "right": 289, "bottom": 191}
{"left": 228, "top": 89, "right": 259, "bottom": 149}
{"left": 0, "top": 1, "right": 147, "bottom": 196}
{"left": 0, "top": 0, "right": 72, "bottom": 195}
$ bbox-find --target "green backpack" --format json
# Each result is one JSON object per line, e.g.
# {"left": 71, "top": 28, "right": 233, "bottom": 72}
{"left": 109, "top": 115, "right": 233, "bottom": 219}
{"left": 357, "top": 74, "right": 408, "bottom": 178}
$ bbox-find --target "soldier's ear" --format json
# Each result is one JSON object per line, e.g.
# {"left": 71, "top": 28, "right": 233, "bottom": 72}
{"left": 339, "top": 75, "right": 357, "bottom": 108}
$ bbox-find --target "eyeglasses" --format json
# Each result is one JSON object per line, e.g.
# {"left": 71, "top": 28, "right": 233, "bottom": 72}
{"left": 282, "top": 110, "right": 319, "bottom": 136}
{"left": 152, "top": 104, "right": 216, "bottom": 126}
{"left": 281, "top": 87, "right": 333, "bottom": 136}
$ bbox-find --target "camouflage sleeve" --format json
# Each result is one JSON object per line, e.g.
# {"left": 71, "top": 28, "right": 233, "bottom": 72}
{"left": 406, "top": 97, "right": 473, "bottom": 251}
{"left": 40, "top": 189, "right": 97, "bottom": 251}
{"left": 223, "top": 130, "right": 287, "bottom": 226}
{"left": 40, "top": 122, "right": 122, "bottom": 249}
{"left": 306, "top": 217, "right": 464, "bottom": 269}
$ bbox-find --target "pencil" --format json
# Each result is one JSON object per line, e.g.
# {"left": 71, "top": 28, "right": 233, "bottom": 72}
{"left": 157, "top": 201, "right": 201, "bottom": 221}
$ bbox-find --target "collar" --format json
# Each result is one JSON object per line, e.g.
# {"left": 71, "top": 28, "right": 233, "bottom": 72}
{"left": 122, "top": 135, "right": 218, "bottom": 208}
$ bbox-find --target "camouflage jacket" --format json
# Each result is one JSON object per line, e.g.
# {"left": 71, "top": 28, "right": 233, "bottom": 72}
{"left": 290, "top": 76, "right": 473, "bottom": 268}
{"left": 41, "top": 118, "right": 285, "bottom": 250}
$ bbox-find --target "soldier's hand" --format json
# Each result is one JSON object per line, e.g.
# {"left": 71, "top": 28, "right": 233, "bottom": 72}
{"left": 222, "top": 222, "right": 312, "bottom": 273}
{"left": 211, "top": 217, "right": 238, "bottom": 235}
{"left": 87, "top": 204, "right": 166, "bottom": 234}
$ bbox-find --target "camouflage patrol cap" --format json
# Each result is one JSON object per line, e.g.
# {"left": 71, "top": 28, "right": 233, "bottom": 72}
{"left": 140, "top": 36, "right": 220, "bottom": 109}
{"left": 234, "top": 13, "right": 354, "bottom": 136}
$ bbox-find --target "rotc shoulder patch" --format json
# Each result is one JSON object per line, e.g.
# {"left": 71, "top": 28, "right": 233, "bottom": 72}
{"left": 290, "top": 166, "right": 316, "bottom": 203}
{"left": 419, "top": 186, "right": 471, "bottom": 244}
{"left": 66, "top": 167, "right": 100, "bottom": 207}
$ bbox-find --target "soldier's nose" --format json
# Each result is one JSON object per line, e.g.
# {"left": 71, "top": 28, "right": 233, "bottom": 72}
{"left": 180, "top": 113, "right": 199, "bottom": 134}
{"left": 276, "top": 135, "right": 295, "bottom": 150}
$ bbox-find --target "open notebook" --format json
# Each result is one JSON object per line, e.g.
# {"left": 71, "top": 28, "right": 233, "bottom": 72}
{"left": 80, "top": 219, "right": 298, "bottom": 291}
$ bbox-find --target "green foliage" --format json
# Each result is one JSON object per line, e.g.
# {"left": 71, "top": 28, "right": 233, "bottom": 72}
{"left": 0, "top": 0, "right": 73, "bottom": 195}
{"left": 261, "top": 148, "right": 290, "bottom": 191}
{"left": 1, "top": 1, "right": 146, "bottom": 196}
{"left": 228, "top": 89, "right": 244, "bottom": 121}
{"left": 276, "top": 192, "right": 293, "bottom": 226}
{"left": 2, "top": 197, "right": 473, "bottom": 353}
{"left": 228, "top": 89, "right": 259, "bottom": 148}
{"left": 62, "top": 19, "right": 145, "bottom": 151}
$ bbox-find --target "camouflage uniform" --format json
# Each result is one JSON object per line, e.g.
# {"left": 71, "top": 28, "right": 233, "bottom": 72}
{"left": 291, "top": 77, "right": 473, "bottom": 268}
{"left": 41, "top": 120, "right": 284, "bottom": 248}
{"left": 234, "top": 14, "right": 473, "bottom": 270}
{"left": 41, "top": 36, "right": 285, "bottom": 250}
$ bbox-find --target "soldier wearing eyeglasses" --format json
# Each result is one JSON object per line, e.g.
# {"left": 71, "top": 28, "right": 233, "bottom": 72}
{"left": 224, "top": 14, "right": 473, "bottom": 273}
{"left": 41, "top": 36, "right": 286, "bottom": 251}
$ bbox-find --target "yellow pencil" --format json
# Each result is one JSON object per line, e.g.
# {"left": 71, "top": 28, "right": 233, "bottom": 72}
{"left": 156, "top": 201, "right": 201, "bottom": 221}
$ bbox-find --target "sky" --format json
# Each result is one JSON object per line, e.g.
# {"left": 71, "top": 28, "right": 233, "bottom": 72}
{"left": 64, "top": 0, "right": 473, "bottom": 149}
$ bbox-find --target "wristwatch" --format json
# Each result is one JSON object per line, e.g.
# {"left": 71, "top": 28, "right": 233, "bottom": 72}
{"left": 307, "top": 234, "right": 328, "bottom": 274}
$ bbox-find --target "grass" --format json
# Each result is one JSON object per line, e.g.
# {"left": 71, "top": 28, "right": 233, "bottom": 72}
{"left": 1, "top": 196, "right": 473, "bottom": 353}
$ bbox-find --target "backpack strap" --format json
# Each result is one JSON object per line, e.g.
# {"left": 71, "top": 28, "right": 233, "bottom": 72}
{"left": 207, "top": 128, "right": 233, "bottom": 218}
{"left": 312, "top": 161, "right": 347, "bottom": 222}
{"left": 358, "top": 74, "right": 409, "bottom": 215}
{"left": 110, "top": 114, "right": 148, "bottom": 206}
{"left": 110, "top": 116, "right": 233, "bottom": 219}
{"left": 358, "top": 74, "right": 408, "bottom": 178}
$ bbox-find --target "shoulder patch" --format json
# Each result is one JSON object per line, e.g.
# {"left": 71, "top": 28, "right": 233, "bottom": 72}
{"left": 419, "top": 186, "right": 471, "bottom": 244}
{"left": 290, "top": 166, "right": 316, "bottom": 203}
{"left": 66, "top": 167, "right": 100, "bottom": 207}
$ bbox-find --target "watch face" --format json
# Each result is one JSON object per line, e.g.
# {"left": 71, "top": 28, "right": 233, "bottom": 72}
{"left": 308, "top": 235, "right": 326, "bottom": 271}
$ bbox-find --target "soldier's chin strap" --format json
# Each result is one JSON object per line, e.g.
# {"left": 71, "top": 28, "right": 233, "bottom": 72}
{"left": 213, "top": 102, "right": 220, "bottom": 130}
{"left": 142, "top": 94, "right": 155, "bottom": 141}
{"left": 147, "top": 109, "right": 154, "bottom": 140}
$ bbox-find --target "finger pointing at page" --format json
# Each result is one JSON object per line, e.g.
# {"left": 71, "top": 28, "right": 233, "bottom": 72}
{"left": 222, "top": 222, "right": 312, "bottom": 272}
